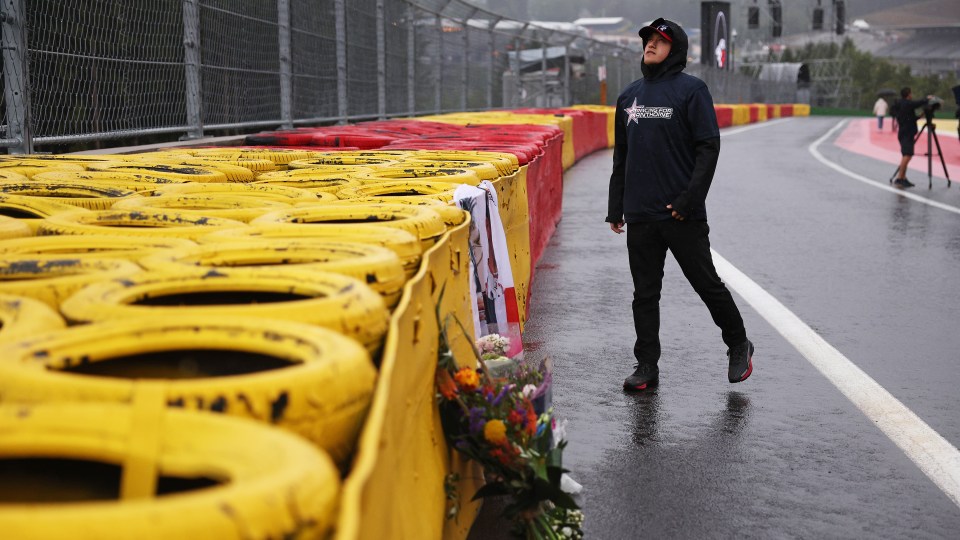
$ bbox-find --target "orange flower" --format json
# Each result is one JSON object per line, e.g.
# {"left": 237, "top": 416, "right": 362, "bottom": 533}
{"left": 436, "top": 369, "right": 458, "bottom": 400}
{"left": 454, "top": 367, "right": 480, "bottom": 392}
{"left": 484, "top": 419, "right": 508, "bottom": 445}
{"left": 524, "top": 401, "right": 538, "bottom": 436}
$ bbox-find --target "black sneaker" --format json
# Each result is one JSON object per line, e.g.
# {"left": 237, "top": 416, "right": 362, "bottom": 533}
{"left": 624, "top": 363, "right": 659, "bottom": 391}
{"left": 727, "top": 340, "right": 754, "bottom": 383}
{"left": 893, "top": 178, "right": 914, "bottom": 189}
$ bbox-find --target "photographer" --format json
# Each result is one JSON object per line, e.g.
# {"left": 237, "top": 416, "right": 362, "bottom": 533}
{"left": 892, "top": 86, "right": 934, "bottom": 188}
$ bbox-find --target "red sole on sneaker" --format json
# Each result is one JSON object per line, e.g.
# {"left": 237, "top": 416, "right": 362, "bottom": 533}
{"left": 737, "top": 359, "right": 753, "bottom": 382}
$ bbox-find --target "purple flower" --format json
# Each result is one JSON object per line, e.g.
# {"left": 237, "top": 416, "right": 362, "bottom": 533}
{"left": 488, "top": 384, "right": 513, "bottom": 406}
{"left": 468, "top": 407, "right": 486, "bottom": 435}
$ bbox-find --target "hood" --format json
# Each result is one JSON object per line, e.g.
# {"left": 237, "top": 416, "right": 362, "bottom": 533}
{"left": 639, "top": 18, "right": 688, "bottom": 80}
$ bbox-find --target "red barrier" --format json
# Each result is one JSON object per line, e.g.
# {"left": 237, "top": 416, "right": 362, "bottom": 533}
{"left": 748, "top": 105, "right": 760, "bottom": 123}
{"left": 561, "top": 108, "right": 609, "bottom": 153}
{"left": 714, "top": 106, "right": 733, "bottom": 128}
{"left": 766, "top": 105, "right": 775, "bottom": 119}
{"left": 525, "top": 132, "right": 564, "bottom": 275}
{"left": 780, "top": 104, "right": 794, "bottom": 117}
{"left": 245, "top": 132, "right": 316, "bottom": 146}
{"left": 309, "top": 133, "right": 396, "bottom": 149}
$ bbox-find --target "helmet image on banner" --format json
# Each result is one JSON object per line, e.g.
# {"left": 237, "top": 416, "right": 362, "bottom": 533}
{"left": 713, "top": 11, "right": 728, "bottom": 69}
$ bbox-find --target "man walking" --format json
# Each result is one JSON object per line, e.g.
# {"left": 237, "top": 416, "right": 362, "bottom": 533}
{"left": 605, "top": 17, "right": 753, "bottom": 391}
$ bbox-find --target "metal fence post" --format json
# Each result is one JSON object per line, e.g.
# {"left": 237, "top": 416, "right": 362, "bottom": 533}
{"left": 376, "top": 0, "right": 385, "bottom": 119}
{"left": 486, "top": 22, "right": 496, "bottom": 109}
{"left": 563, "top": 43, "right": 570, "bottom": 106}
{"left": 460, "top": 19, "right": 467, "bottom": 111}
{"left": 1, "top": 0, "right": 32, "bottom": 153}
{"left": 513, "top": 36, "right": 521, "bottom": 108}
{"left": 434, "top": 14, "right": 442, "bottom": 113}
{"left": 277, "top": 0, "right": 292, "bottom": 129}
{"left": 407, "top": 5, "right": 415, "bottom": 115}
{"left": 540, "top": 34, "right": 547, "bottom": 107}
{"left": 335, "top": 0, "right": 348, "bottom": 123}
{"left": 182, "top": 0, "right": 203, "bottom": 139}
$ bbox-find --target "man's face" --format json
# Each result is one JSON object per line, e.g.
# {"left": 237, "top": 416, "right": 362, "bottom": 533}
{"left": 644, "top": 33, "right": 671, "bottom": 65}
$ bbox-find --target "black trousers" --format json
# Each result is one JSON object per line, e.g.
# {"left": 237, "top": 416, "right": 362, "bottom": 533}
{"left": 626, "top": 219, "right": 746, "bottom": 366}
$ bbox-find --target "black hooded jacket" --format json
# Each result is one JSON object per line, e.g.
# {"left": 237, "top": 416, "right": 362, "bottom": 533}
{"left": 606, "top": 19, "right": 722, "bottom": 223}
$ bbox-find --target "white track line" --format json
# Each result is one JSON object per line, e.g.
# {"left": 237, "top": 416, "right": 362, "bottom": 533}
{"left": 711, "top": 249, "right": 960, "bottom": 509}
{"left": 809, "top": 119, "right": 960, "bottom": 216}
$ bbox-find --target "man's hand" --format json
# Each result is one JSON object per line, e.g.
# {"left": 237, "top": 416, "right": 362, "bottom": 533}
{"left": 609, "top": 221, "right": 625, "bottom": 234}
{"left": 666, "top": 204, "right": 685, "bottom": 221}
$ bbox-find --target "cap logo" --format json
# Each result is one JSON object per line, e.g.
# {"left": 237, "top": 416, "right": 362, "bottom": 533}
{"left": 657, "top": 24, "right": 669, "bottom": 32}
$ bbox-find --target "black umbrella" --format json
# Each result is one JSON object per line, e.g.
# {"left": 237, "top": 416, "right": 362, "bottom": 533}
{"left": 877, "top": 88, "right": 897, "bottom": 98}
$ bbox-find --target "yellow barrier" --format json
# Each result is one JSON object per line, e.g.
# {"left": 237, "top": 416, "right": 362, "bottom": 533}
{"left": 337, "top": 219, "right": 483, "bottom": 540}
{"left": 730, "top": 105, "right": 751, "bottom": 126}
{"left": 769, "top": 104, "right": 782, "bottom": 119}
{"left": 492, "top": 168, "right": 532, "bottom": 329}
{"left": 793, "top": 103, "right": 811, "bottom": 116}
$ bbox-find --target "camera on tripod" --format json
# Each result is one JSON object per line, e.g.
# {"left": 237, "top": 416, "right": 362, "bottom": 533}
{"left": 922, "top": 95, "right": 944, "bottom": 123}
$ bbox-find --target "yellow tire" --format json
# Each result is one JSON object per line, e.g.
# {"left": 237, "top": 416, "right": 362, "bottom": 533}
{"left": 335, "top": 179, "right": 456, "bottom": 201}
{"left": 38, "top": 210, "right": 248, "bottom": 241}
{"left": 254, "top": 170, "right": 364, "bottom": 193}
{"left": 111, "top": 194, "right": 291, "bottom": 223}
{"left": 0, "top": 401, "right": 340, "bottom": 539}
{"left": 150, "top": 181, "right": 318, "bottom": 203}
{"left": 404, "top": 150, "right": 519, "bottom": 175}
{"left": 0, "top": 314, "right": 375, "bottom": 466}
{"left": 183, "top": 148, "right": 319, "bottom": 165}
{"left": 128, "top": 157, "right": 262, "bottom": 181}
{"left": 0, "top": 293, "right": 65, "bottom": 345}
{"left": 0, "top": 255, "right": 141, "bottom": 308}
{"left": 199, "top": 223, "right": 423, "bottom": 277}
{"left": 86, "top": 162, "right": 229, "bottom": 183}
{"left": 0, "top": 215, "right": 32, "bottom": 239}
{"left": 31, "top": 170, "right": 190, "bottom": 192}
{"left": 396, "top": 159, "right": 501, "bottom": 180}
{"left": 139, "top": 240, "right": 406, "bottom": 307}
{"left": 0, "top": 193, "right": 91, "bottom": 218}
{"left": 0, "top": 234, "right": 196, "bottom": 260}
{"left": 0, "top": 179, "right": 141, "bottom": 210}
{"left": 60, "top": 268, "right": 389, "bottom": 354}
{"left": 0, "top": 170, "right": 30, "bottom": 183}
{"left": 0, "top": 161, "right": 85, "bottom": 178}
{"left": 328, "top": 196, "right": 466, "bottom": 226}
{"left": 287, "top": 156, "right": 399, "bottom": 169}
{"left": 252, "top": 203, "right": 447, "bottom": 247}
{"left": 258, "top": 164, "right": 373, "bottom": 177}
{"left": 351, "top": 166, "right": 481, "bottom": 186}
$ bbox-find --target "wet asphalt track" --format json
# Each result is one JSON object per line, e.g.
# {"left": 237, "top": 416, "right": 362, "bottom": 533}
{"left": 469, "top": 116, "right": 960, "bottom": 539}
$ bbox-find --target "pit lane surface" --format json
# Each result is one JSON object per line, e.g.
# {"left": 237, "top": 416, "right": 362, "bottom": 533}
{"left": 474, "top": 116, "right": 960, "bottom": 538}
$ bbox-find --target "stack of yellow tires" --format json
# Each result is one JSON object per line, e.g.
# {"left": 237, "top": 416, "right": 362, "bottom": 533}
{"left": 0, "top": 147, "right": 521, "bottom": 539}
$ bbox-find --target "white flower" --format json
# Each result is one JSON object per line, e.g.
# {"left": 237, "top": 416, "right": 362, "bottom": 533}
{"left": 562, "top": 527, "right": 573, "bottom": 537}
{"left": 476, "top": 333, "right": 510, "bottom": 356}
{"left": 552, "top": 418, "right": 568, "bottom": 446}
{"left": 521, "top": 384, "right": 537, "bottom": 398}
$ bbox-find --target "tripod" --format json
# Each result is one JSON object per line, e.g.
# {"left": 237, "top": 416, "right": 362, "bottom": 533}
{"left": 889, "top": 119, "right": 951, "bottom": 189}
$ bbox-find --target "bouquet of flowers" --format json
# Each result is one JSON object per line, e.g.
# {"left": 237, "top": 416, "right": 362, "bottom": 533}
{"left": 436, "top": 315, "right": 583, "bottom": 539}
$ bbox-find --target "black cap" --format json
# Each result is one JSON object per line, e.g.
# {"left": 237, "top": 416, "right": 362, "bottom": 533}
{"left": 638, "top": 18, "right": 674, "bottom": 43}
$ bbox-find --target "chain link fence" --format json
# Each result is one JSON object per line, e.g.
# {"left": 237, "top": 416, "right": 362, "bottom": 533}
{"left": 1, "top": 0, "right": 796, "bottom": 153}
